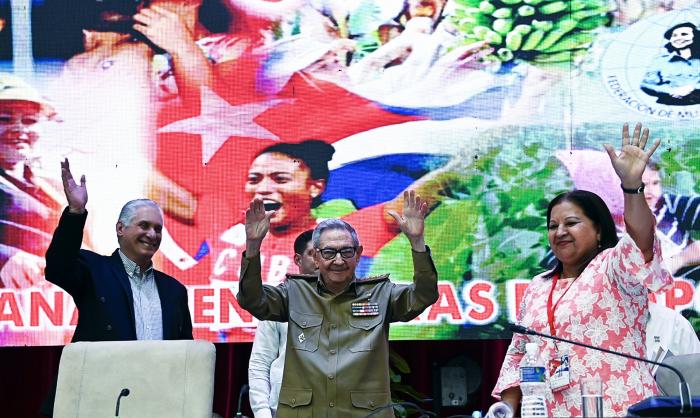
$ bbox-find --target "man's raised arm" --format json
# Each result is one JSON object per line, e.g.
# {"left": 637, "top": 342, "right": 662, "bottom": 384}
{"left": 45, "top": 159, "right": 89, "bottom": 296}
{"left": 236, "top": 199, "right": 288, "bottom": 321}
{"left": 388, "top": 191, "right": 439, "bottom": 321}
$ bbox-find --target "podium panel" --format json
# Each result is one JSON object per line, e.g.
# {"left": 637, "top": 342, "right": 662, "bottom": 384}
{"left": 54, "top": 340, "right": 215, "bottom": 418}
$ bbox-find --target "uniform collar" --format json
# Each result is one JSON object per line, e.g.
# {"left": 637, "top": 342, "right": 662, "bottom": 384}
{"left": 316, "top": 275, "right": 358, "bottom": 296}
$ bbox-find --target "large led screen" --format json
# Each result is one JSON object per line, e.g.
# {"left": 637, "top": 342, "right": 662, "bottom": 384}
{"left": 1, "top": 0, "right": 699, "bottom": 345}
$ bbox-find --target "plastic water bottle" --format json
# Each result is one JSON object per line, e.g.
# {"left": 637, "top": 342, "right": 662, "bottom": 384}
{"left": 519, "top": 343, "right": 548, "bottom": 418}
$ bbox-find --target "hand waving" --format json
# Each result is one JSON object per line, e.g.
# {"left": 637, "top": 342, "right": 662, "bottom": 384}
{"left": 0, "top": 250, "right": 47, "bottom": 289}
{"left": 603, "top": 123, "right": 661, "bottom": 188}
{"left": 388, "top": 191, "right": 428, "bottom": 251}
{"left": 61, "top": 158, "right": 87, "bottom": 213}
{"left": 245, "top": 199, "right": 274, "bottom": 256}
{"left": 132, "top": 5, "right": 194, "bottom": 54}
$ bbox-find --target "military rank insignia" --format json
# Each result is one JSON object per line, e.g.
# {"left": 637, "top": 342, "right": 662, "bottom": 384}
{"left": 351, "top": 302, "right": 379, "bottom": 316}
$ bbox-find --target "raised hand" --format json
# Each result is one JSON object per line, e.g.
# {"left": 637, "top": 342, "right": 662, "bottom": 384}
{"left": 432, "top": 40, "right": 493, "bottom": 71}
{"left": 388, "top": 191, "right": 428, "bottom": 251}
{"left": 603, "top": 123, "right": 661, "bottom": 189}
{"left": 0, "top": 250, "right": 47, "bottom": 289}
{"left": 245, "top": 198, "right": 274, "bottom": 256}
{"left": 61, "top": 158, "right": 87, "bottom": 213}
{"left": 132, "top": 5, "right": 194, "bottom": 54}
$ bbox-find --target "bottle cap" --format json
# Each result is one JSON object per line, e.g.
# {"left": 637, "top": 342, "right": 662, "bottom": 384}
{"left": 525, "top": 342, "right": 538, "bottom": 354}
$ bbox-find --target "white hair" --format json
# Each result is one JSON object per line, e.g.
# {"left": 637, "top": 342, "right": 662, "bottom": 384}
{"left": 312, "top": 219, "right": 360, "bottom": 248}
{"left": 117, "top": 199, "right": 163, "bottom": 226}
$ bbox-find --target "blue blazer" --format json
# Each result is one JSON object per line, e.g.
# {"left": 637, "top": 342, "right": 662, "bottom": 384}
{"left": 41, "top": 209, "right": 194, "bottom": 416}
{"left": 45, "top": 208, "right": 193, "bottom": 342}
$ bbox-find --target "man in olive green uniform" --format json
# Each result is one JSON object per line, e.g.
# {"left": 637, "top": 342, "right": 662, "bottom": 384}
{"left": 238, "top": 191, "right": 438, "bottom": 418}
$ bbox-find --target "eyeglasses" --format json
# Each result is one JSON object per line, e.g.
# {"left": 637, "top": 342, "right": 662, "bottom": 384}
{"left": 318, "top": 247, "right": 357, "bottom": 260}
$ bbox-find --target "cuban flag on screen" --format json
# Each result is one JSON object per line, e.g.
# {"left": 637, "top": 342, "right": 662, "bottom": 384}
{"left": 154, "top": 46, "right": 488, "bottom": 283}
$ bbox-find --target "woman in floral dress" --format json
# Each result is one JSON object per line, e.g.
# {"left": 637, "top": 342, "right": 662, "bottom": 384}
{"left": 488, "top": 123, "right": 673, "bottom": 418}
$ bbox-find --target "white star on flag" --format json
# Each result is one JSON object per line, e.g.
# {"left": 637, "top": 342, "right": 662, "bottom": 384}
{"left": 158, "top": 87, "right": 291, "bottom": 165}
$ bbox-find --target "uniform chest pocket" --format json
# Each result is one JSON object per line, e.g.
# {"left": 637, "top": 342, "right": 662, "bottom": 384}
{"left": 289, "top": 311, "right": 323, "bottom": 352}
{"left": 278, "top": 388, "right": 313, "bottom": 418}
{"left": 348, "top": 315, "right": 383, "bottom": 352}
{"left": 350, "top": 390, "right": 391, "bottom": 411}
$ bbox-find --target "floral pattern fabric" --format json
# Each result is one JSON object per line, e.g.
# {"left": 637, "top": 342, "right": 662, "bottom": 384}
{"left": 492, "top": 234, "right": 673, "bottom": 417}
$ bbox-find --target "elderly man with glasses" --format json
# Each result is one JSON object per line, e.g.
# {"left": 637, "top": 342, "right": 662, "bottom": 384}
{"left": 238, "top": 191, "right": 439, "bottom": 418}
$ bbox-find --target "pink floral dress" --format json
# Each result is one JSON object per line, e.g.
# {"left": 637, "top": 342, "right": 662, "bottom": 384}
{"left": 492, "top": 234, "right": 673, "bottom": 417}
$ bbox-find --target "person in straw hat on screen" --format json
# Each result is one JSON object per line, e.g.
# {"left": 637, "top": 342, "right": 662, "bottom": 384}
{"left": 0, "top": 73, "right": 61, "bottom": 290}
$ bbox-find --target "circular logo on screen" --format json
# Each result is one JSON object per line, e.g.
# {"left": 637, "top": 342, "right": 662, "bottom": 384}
{"left": 600, "top": 9, "right": 700, "bottom": 120}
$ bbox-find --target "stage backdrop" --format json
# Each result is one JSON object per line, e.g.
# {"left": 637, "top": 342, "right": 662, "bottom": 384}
{"left": 1, "top": 0, "right": 699, "bottom": 346}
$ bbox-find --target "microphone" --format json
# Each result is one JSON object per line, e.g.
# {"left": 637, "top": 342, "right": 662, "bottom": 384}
{"left": 115, "top": 388, "right": 130, "bottom": 417}
{"left": 363, "top": 401, "right": 435, "bottom": 418}
{"left": 510, "top": 324, "right": 692, "bottom": 415}
{"left": 235, "top": 384, "right": 250, "bottom": 417}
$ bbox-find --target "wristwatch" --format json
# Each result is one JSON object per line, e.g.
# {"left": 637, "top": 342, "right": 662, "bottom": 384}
{"left": 621, "top": 182, "right": 645, "bottom": 194}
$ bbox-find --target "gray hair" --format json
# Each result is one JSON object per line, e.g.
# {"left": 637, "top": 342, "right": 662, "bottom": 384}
{"left": 117, "top": 199, "right": 163, "bottom": 226}
{"left": 312, "top": 219, "right": 360, "bottom": 248}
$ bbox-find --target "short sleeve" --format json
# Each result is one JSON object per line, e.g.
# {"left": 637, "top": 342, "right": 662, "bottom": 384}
{"left": 672, "top": 313, "right": 700, "bottom": 356}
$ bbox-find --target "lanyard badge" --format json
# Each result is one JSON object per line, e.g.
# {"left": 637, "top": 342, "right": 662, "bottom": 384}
{"left": 546, "top": 274, "right": 573, "bottom": 391}
{"left": 548, "top": 353, "right": 571, "bottom": 391}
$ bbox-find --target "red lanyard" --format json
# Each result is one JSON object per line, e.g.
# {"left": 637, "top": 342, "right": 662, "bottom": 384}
{"left": 546, "top": 273, "right": 575, "bottom": 337}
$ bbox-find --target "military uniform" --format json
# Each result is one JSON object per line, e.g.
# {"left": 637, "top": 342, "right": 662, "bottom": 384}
{"left": 238, "top": 249, "right": 438, "bottom": 418}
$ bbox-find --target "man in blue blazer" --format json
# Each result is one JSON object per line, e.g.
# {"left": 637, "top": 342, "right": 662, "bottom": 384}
{"left": 41, "top": 159, "right": 193, "bottom": 415}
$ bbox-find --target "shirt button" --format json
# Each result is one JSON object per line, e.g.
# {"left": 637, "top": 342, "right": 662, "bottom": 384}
{"left": 328, "top": 374, "right": 334, "bottom": 380}
{"left": 302, "top": 321, "right": 307, "bottom": 326}
{"left": 291, "top": 398, "right": 296, "bottom": 405}
{"left": 330, "top": 349, "right": 337, "bottom": 354}
{"left": 106, "top": 324, "right": 112, "bottom": 331}
{"left": 329, "top": 402, "right": 335, "bottom": 408}
{"left": 370, "top": 400, "right": 375, "bottom": 407}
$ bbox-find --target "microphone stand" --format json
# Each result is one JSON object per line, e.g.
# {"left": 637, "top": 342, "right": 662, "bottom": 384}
{"left": 511, "top": 325, "right": 692, "bottom": 415}
{"left": 115, "top": 388, "right": 130, "bottom": 418}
